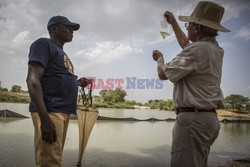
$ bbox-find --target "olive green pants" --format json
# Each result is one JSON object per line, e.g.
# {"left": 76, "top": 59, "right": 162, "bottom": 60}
{"left": 31, "top": 112, "right": 70, "bottom": 167}
{"left": 171, "top": 112, "right": 220, "bottom": 167}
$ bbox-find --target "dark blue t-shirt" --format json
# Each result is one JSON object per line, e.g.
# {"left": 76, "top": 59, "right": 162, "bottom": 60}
{"left": 28, "top": 38, "right": 78, "bottom": 114}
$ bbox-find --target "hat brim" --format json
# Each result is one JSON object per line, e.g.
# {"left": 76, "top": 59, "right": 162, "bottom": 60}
{"left": 63, "top": 22, "right": 80, "bottom": 31}
{"left": 179, "top": 15, "right": 230, "bottom": 32}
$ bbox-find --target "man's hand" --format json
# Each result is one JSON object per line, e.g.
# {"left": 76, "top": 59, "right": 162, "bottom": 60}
{"left": 40, "top": 117, "right": 57, "bottom": 144}
{"left": 164, "top": 11, "right": 177, "bottom": 25}
{"left": 78, "top": 77, "right": 88, "bottom": 87}
{"left": 152, "top": 50, "right": 168, "bottom": 80}
{"left": 164, "top": 11, "right": 189, "bottom": 49}
{"left": 152, "top": 50, "right": 163, "bottom": 62}
{"left": 78, "top": 77, "right": 94, "bottom": 87}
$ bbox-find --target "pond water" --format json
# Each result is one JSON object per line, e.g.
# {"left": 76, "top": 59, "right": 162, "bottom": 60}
{"left": 0, "top": 102, "right": 250, "bottom": 167}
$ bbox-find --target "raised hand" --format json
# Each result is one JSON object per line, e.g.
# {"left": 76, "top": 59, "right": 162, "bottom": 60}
{"left": 152, "top": 50, "right": 164, "bottom": 62}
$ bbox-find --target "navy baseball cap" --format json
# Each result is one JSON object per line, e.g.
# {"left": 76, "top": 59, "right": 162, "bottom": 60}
{"left": 47, "top": 15, "right": 80, "bottom": 30}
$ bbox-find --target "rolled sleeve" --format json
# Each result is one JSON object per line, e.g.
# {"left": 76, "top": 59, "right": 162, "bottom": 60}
{"left": 163, "top": 45, "right": 197, "bottom": 83}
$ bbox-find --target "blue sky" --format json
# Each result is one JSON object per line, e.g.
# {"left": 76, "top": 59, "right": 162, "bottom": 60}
{"left": 0, "top": 0, "right": 250, "bottom": 103}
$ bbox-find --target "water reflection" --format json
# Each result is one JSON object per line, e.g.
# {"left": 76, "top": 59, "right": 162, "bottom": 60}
{"left": 1, "top": 103, "right": 250, "bottom": 167}
{"left": 212, "top": 122, "right": 250, "bottom": 157}
{"left": 222, "top": 123, "right": 250, "bottom": 136}
{"left": 63, "top": 145, "right": 171, "bottom": 167}
{"left": 99, "top": 108, "right": 176, "bottom": 119}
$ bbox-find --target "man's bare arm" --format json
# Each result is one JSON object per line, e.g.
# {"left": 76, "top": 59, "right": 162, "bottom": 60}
{"left": 26, "top": 62, "right": 57, "bottom": 144}
{"left": 164, "top": 11, "right": 189, "bottom": 49}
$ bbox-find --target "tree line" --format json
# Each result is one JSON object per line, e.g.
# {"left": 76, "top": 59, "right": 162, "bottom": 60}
{"left": 225, "top": 94, "right": 250, "bottom": 112}
{"left": 0, "top": 85, "right": 24, "bottom": 93}
{"left": 92, "top": 89, "right": 250, "bottom": 112}
{"left": 1, "top": 84, "right": 250, "bottom": 112}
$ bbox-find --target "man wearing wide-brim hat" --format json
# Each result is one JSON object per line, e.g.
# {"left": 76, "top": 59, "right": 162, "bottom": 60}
{"left": 152, "top": 1, "right": 230, "bottom": 167}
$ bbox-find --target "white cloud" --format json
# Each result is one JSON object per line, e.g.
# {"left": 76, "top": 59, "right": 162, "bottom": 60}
{"left": 247, "top": 85, "right": 250, "bottom": 91}
{"left": 13, "top": 31, "right": 30, "bottom": 44}
{"left": 234, "top": 23, "right": 250, "bottom": 41}
{"left": 73, "top": 41, "right": 143, "bottom": 75}
{"left": 220, "top": 0, "right": 250, "bottom": 21}
{"left": 0, "top": 0, "right": 250, "bottom": 101}
{"left": 219, "top": 41, "right": 234, "bottom": 50}
{"left": 76, "top": 41, "right": 142, "bottom": 64}
{"left": 104, "top": 0, "right": 130, "bottom": 16}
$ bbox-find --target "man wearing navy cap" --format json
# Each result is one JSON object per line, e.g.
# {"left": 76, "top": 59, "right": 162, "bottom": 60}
{"left": 26, "top": 16, "right": 86, "bottom": 167}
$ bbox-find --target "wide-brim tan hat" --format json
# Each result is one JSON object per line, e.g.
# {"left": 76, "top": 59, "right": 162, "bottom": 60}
{"left": 179, "top": 1, "right": 230, "bottom": 32}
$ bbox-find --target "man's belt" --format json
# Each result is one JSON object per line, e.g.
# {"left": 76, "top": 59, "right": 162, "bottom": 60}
{"left": 175, "top": 107, "right": 216, "bottom": 114}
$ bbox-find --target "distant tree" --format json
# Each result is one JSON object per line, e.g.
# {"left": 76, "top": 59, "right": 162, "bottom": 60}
{"left": 0, "top": 87, "right": 8, "bottom": 92}
{"left": 93, "top": 95, "right": 102, "bottom": 102}
{"left": 114, "top": 89, "right": 126, "bottom": 102}
{"left": 11, "top": 85, "right": 22, "bottom": 93}
{"left": 125, "top": 100, "right": 136, "bottom": 105}
{"left": 165, "top": 99, "right": 174, "bottom": 111}
{"left": 103, "top": 91, "right": 114, "bottom": 102}
{"left": 99, "top": 89, "right": 127, "bottom": 103}
{"left": 147, "top": 100, "right": 158, "bottom": 109}
{"left": 99, "top": 89, "right": 108, "bottom": 98}
{"left": 131, "top": 100, "right": 136, "bottom": 105}
{"left": 148, "top": 100, "right": 153, "bottom": 104}
{"left": 135, "top": 102, "right": 143, "bottom": 106}
{"left": 146, "top": 99, "right": 174, "bottom": 111}
{"left": 246, "top": 103, "right": 250, "bottom": 112}
{"left": 225, "top": 94, "right": 249, "bottom": 112}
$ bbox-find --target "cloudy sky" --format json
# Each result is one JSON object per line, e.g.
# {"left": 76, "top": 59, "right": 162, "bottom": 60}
{"left": 0, "top": 0, "right": 250, "bottom": 103}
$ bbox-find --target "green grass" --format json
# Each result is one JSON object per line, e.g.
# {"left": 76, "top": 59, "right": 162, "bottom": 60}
{"left": 81, "top": 101, "right": 135, "bottom": 109}
{"left": 0, "top": 91, "right": 30, "bottom": 103}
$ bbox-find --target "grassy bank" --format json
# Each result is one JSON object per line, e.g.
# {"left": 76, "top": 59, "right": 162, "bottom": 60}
{"left": 216, "top": 109, "right": 250, "bottom": 119}
{"left": 0, "top": 91, "right": 30, "bottom": 103}
{"left": 92, "top": 101, "right": 135, "bottom": 109}
{"left": 1, "top": 91, "right": 250, "bottom": 119}
{"left": 220, "top": 157, "right": 250, "bottom": 167}
{"left": 0, "top": 91, "right": 135, "bottom": 109}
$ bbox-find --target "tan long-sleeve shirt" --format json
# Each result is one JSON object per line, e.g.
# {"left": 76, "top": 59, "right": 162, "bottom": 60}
{"left": 163, "top": 37, "right": 225, "bottom": 109}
